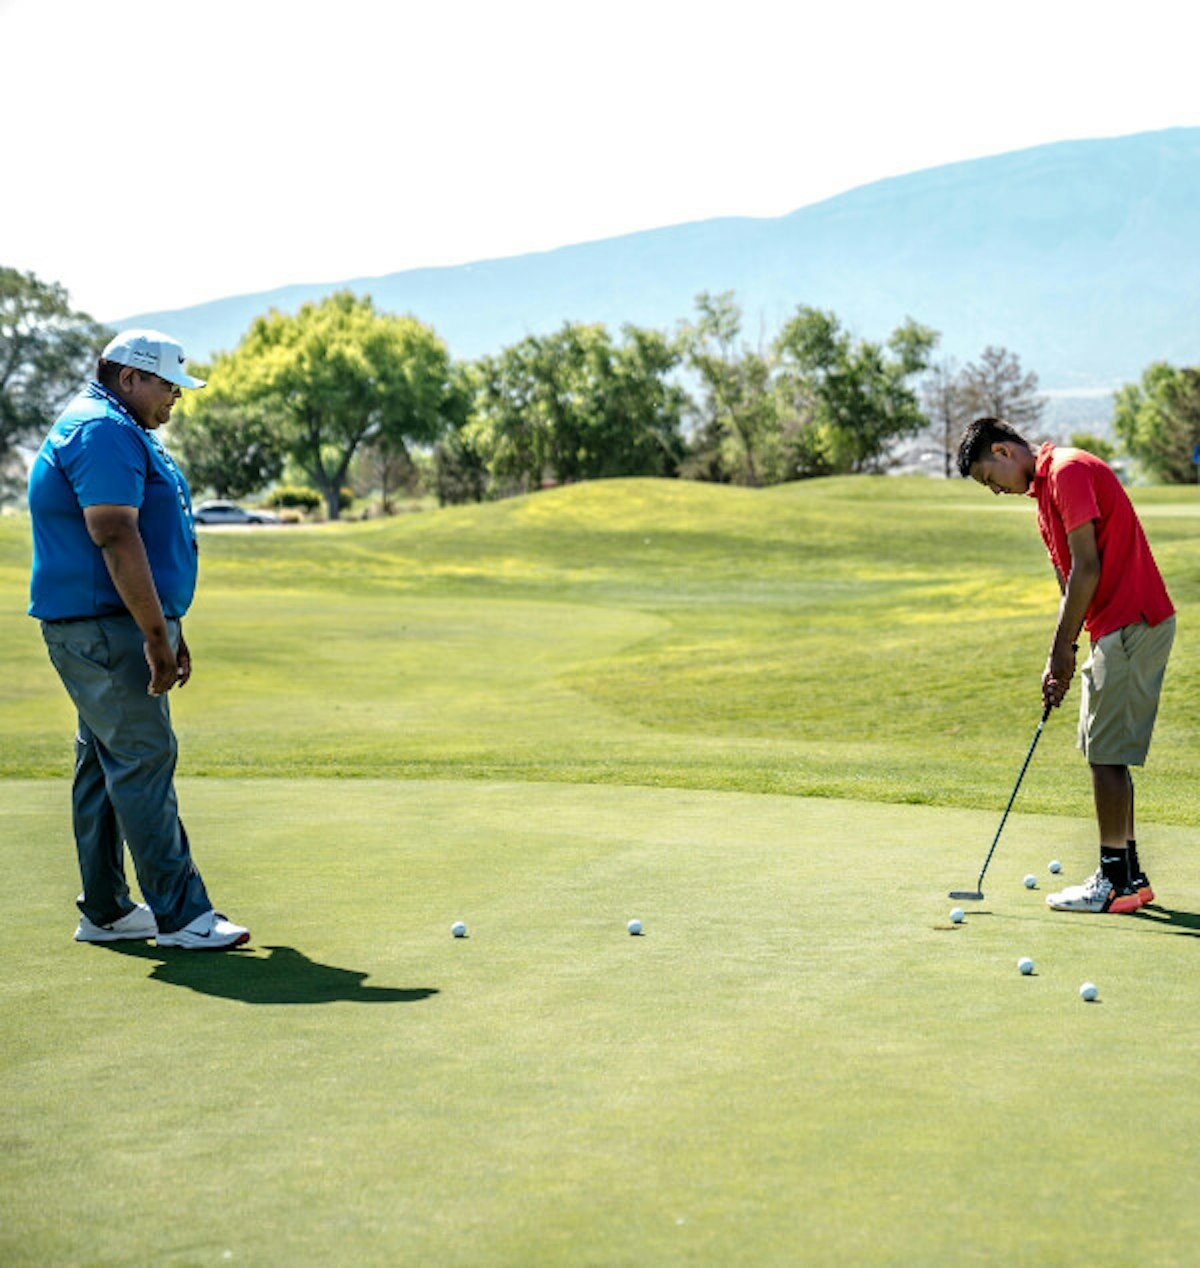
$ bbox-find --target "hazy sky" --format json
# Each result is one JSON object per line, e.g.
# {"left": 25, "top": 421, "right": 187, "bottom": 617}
{"left": 3, "top": 0, "right": 1197, "bottom": 321}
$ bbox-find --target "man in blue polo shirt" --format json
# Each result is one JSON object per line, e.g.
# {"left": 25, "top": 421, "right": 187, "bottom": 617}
{"left": 29, "top": 329, "right": 250, "bottom": 950}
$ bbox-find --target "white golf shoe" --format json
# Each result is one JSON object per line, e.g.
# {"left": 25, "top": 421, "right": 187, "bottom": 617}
{"left": 75, "top": 903, "right": 158, "bottom": 942}
{"left": 156, "top": 909, "right": 250, "bottom": 950}
{"left": 1046, "top": 868, "right": 1141, "bottom": 914}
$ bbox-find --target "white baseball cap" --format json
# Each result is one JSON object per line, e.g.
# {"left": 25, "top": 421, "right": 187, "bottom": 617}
{"left": 101, "top": 329, "right": 207, "bottom": 389}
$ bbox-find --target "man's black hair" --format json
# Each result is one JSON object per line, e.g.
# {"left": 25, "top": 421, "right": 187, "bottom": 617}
{"left": 96, "top": 358, "right": 124, "bottom": 390}
{"left": 956, "top": 417, "right": 1032, "bottom": 478}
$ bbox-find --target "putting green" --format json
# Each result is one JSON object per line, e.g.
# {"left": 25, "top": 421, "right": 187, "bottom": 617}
{"left": 3, "top": 778, "right": 1198, "bottom": 1264}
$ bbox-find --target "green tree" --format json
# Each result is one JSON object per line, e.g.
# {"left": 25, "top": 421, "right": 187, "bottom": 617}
{"left": 678, "top": 292, "right": 778, "bottom": 485}
{"left": 1068, "top": 431, "right": 1116, "bottom": 464}
{"left": 214, "top": 292, "right": 457, "bottom": 519}
{"left": 466, "top": 322, "right": 686, "bottom": 494}
{"left": 1, "top": 267, "right": 110, "bottom": 497}
{"left": 359, "top": 360, "right": 470, "bottom": 512}
{"left": 170, "top": 360, "right": 285, "bottom": 499}
{"left": 1113, "top": 362, "right": 1200, "bottom": 483}
{"left": 773, "top": 309, "right": 938, "bottom": 474}
{"left": 467, "top": 343, "right": 549, "bottom": 495}
{"left": 433, "top": 423, "right": 489, "bottom": 505}
{"left": 569, "top": 323, "right": 686, "bottom": 480}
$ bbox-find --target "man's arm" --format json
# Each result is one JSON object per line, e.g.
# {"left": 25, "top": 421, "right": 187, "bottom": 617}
{"left": 1042, "top": 519, "right": 1101, "bottom": 708}
{"left": 83, "top": 504, "right": 180, "bottom": 696}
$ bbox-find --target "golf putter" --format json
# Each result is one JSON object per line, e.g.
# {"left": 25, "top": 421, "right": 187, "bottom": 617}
{"left": 950, "top": 703, "right": 1052, "bottom": 901}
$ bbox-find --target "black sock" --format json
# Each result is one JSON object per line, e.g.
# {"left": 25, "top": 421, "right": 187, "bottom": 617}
{"left": 1127, "top": 839, "right": 1143, "bottom": 879}
{"left": 1100, "top": 847, "right": 1130, "bottom": 889}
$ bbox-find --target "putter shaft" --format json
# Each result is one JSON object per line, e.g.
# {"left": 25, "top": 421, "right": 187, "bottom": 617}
{"left": 948, "top": 704, "right": 1052, "bottom": 900}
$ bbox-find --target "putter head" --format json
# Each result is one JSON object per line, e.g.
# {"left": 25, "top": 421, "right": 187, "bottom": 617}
{"left": 948, "top": 890, "right": 985, "bottom": 901}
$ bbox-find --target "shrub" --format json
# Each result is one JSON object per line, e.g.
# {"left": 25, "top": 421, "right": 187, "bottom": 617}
{"left": 264, "top": 485, "right": 322, "bottom": 511}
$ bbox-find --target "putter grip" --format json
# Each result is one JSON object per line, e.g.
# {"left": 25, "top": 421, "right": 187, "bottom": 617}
{"left": 1042, "top": 645, "right": 1078, "bottom": 716}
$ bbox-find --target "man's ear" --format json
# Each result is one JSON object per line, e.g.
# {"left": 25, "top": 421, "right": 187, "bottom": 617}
{"left": 989, "top": 441, "right": 1012, "bottom": 461}
{"left": 117, "top": 366, "right": 138, "bottom": 394}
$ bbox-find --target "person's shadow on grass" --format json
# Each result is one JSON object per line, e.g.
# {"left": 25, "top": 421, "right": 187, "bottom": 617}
{"left": 1129, "top": 905, "right": 1200, "bottom": 939}
{"left": 101, "top": 942, "right": 439, "bottom": 1005}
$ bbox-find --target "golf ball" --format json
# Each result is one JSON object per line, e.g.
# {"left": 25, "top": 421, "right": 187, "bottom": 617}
{"left": 1080, "top": 981, "right": 1098, "bottom": 1002}
{"left": 1023, "top": 874, "right": 1037, "bottom": 889}
{"left": 1018, "top": 957, "right": 1034, "bottom": 975}
{"left": 451, "top": 921, "right": 467, "bottom": 938}
{"left": 949, "top": 908, "right": 964, "bottom": 924}
{"left": 1049, "top": 860, "right": 1062, "bottom": 874}
{"left": 627, "top": 919, "right": 643, "bottom": 936}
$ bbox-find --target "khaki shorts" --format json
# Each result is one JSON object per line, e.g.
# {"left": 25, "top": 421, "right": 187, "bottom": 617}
{"left": 1078, "top": 616, "right": 1175, "bottom": 766}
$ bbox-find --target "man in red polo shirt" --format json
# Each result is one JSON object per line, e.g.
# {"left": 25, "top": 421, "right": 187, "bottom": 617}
{"left": 957, "top": 416, "right": 1175, "bottom": 913}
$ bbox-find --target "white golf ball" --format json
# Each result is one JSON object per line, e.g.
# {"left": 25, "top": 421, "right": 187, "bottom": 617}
{"left": 627, "top": 919, "right": 643, "bottom": 936}
{"left": 1023, "top": 874, "right": 1037, "bottom": 889}
{"left": 1018, "top": 957, "right": 1034, "bottom": 975}
{"left": 451, "top": 921, "right": 467, "bottom": 938}
{"left": 949, "top": 908, "right": 964, "bottom": 924}
{"left": 1080, "top": 981, "right": 1098, "bottom": 1002}
{"left": 1049, "top": 860, "right": 1062, "bottom": 874}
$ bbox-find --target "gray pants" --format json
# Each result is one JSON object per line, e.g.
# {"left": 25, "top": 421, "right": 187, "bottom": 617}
{"left": 41, "top": 614, "right": 211, "bottom": 934}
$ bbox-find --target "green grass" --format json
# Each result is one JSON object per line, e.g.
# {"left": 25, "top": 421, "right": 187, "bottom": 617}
{"left": 4, "top": 779, "right": 1200, "bottom": 1265}
{"left": 2, "top": 477, "right": 1198, "bottom": 1264}
{"left": 2, "top": 477, "right": 1197, "bottom": 820}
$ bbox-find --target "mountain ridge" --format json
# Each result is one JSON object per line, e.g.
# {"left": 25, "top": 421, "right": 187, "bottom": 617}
{"left": 119, "top": 127, "right": 1200, "bottom": 393}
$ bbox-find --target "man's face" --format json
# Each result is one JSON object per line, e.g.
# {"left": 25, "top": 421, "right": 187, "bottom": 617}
{"left": 122, "top": 369, "right": 181, "bottom": 429}
{"left": 970, "top": 443, "right": 1032, "bottom": 496}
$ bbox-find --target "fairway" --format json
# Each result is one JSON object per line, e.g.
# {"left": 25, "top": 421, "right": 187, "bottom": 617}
{"left": 2, "top": 477, "right": 1198, "bottom": 1264}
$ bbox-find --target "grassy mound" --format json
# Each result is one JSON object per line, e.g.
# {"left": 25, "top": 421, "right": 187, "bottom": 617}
{"left": 2, "top": 477, "right": 1195, "bottom": 820}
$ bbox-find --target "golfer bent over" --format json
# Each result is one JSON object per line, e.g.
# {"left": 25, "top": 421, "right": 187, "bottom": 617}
{"left": 958, "top": 417, "right": 1174, "bottom": 914}
{"left": 28, "top": 330, "right": 249, "bottom": 950}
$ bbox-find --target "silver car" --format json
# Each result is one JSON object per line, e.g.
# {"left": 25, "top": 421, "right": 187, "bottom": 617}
{"left": 192, "top": 500, "right": 281, "bottom": 526}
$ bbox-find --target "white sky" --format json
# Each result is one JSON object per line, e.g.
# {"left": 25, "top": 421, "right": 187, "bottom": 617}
{"left": 2, "top": 0, "right": 1198, "bottom": 321}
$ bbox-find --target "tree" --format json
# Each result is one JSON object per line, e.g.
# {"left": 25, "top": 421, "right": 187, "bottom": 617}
{"left": 365, "top": 361, "right": 470, "bottom": 512}
{"left": 571, "top": 323, "right": 687, "bottom": 479}
{"left": 772, "top": 308, "right": 938, "bottom": 474}
{"left": 1, "top": 267, "right": 110, "bottom": 497}
{"left": 209, "top": 292, "right": 457, "bottom": 519}
{"left": 956, "top": 345, "right": 1044, "bottom": 431}
{"left": 433, "top": 422, "right": 489, "bottom": 505}
{"left": 170, "top": 362, "right": 285, "bottom": 499}
{"left": 678, "top": 292, "right": 781, "bottom": 486}
{"left": 351, "top": 437, "right": 420, "bottom": 512}
{"left": 1069, "top": 431, "right": 1116, "bottom": 464}
{"left": 1113, "top": 362, "right": 1200, "bottom": 483}
{"left": 465, "top": 322, "right": 686, "bottom": 494}
{"left": 466, "top": 342, "right": 551, "bottom": 495}
{"left": 922, "top": 359, "right": 968, "bottom": 478}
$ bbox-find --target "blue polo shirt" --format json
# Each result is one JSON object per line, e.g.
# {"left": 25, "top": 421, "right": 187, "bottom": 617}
{"left": 28, "top": 382, "right": 198, "bottom": 621}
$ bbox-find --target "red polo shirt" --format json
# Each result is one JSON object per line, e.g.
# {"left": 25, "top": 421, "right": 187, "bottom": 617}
{"left": 1029, "top": 443, "right": 1173, "bottom": 641}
